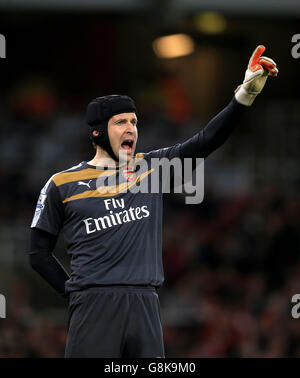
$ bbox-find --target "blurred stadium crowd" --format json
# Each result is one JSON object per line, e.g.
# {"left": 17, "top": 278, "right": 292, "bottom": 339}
{"left": 1, "top": 7, "right": 300, "bottom": 358}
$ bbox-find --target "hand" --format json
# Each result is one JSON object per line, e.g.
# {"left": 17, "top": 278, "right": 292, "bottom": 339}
{"left": 235, "top": 45, "right": 278, "bottom": 106}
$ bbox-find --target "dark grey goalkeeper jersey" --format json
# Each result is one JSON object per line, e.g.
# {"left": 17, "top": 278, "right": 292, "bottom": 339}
{"left": 30, "top": 98, "right": 246, "bottom": 294}
{"left": 31, "top": 146, "right": 182, "bottom": 293}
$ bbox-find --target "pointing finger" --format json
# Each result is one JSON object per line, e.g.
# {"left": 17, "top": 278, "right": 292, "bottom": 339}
{"left": 248, "top": 45, "right": 266, "bottom": 69}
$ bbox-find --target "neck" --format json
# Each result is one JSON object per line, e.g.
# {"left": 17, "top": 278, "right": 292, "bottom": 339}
{"left": 87, "top": 147, "right": 132, "bottom": 168}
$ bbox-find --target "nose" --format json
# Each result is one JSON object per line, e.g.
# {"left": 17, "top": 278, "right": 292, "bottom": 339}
{"left": 125, "top": 121, "right": 135, "bottom": 133}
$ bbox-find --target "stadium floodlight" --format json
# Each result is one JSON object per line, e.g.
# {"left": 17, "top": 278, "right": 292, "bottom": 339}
{"left": 194, "top": 12, "right": 227, "bottom": 34}
{"left": 152, "top": 33, "right": 195, "bottom": 59}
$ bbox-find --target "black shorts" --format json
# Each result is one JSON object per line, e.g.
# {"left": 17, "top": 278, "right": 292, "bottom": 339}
{"left": 64, "top": 285, "right": 165, "bottom": 358}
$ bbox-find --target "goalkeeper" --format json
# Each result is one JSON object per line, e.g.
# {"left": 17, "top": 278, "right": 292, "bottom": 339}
{"left": 29, "top": 46, "right": 277, "bottom": 358}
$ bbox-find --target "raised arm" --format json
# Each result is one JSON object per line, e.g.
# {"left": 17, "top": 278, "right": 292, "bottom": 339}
{"left": 149, "top": 45, "right": 278, "bottom": 161}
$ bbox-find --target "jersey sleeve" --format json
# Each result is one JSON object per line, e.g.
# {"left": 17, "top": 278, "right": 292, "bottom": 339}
{"left": 145, "top": 97, "right": 247, "bottom": 161}
{"left": 31, "top": 177, "right": 64, "bottom": 236}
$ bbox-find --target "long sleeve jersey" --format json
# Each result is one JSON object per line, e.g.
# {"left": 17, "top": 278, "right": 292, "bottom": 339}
{"left": 29, "top": 97, "right": 247, "bottom": 295}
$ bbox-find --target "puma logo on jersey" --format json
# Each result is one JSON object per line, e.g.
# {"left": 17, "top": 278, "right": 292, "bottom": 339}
{"left": 78, "top": 180, "right": 92, "bottom": 189}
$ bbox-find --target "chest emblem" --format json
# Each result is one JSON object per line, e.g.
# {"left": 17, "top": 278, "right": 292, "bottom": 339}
{"left": 122, "top": 168, "right": 136, "bottom": 182}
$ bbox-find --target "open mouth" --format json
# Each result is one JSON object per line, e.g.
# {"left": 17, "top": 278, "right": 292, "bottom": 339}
{"left": 121, "top": 139, "right": 134, "bottom": 153}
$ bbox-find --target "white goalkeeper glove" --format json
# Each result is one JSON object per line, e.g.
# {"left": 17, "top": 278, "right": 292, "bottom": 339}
{"left": 235, "top": 45, "right": 278, "bottom": 106}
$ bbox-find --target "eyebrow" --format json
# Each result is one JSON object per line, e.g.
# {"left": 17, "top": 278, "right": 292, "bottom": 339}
{"left": 114, "top": 118, "right": 137, "bottom": 123}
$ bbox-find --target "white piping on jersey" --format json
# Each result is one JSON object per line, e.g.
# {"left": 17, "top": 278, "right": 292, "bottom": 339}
{"left": 41, "top": 162, "right": 84, "bottom": 194}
